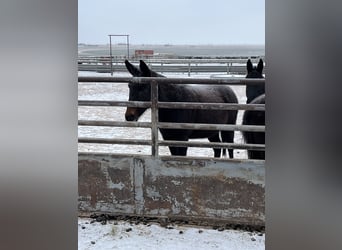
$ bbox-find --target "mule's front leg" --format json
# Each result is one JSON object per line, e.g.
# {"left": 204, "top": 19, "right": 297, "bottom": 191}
{"left": 208, "top": 133, "right": 222, "bottom": 158}
{"left": 169, "top": 146, "right": 188, "bottom": 156}
{"left": 160, "top": 129, "right": 189, "bottom": 156}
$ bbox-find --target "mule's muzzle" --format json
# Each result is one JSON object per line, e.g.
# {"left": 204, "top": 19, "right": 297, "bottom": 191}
{"left": 125, "top": 114, "right": 137, "bottom": 121}
{"left": 125, "top": 107, "right": 138, "bottom": 121}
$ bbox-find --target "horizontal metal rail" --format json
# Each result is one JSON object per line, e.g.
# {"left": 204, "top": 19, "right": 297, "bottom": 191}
{"left": 78, "top": 100, "right": 265, "bottom": 111}
{"left": 78, "top": 120, "right": 151, "bottom": 128}
{"left": 158, "top": 122, "right": 265, "bottom": 132}
{"left": 78, "top": 137, "right": 264, "bottom": 151}
{"left": 78, "top": 100, "right": 151, "bottom": 108}
{"left": 78, "top": 76, "right": 265, "bottom": 86}
{"left": 78, "top": 64, "right": 248, "bottom": 75}
{"left": 159, "top": 155, "right": 265, "bottom": 164}
{"left": 159, "top": 140, "right": 265, "bottom": 151}
{"left": 158, "top": 102, "right": 265, "bottom": 111}
{"left": 78, "top": 57, "right": 264, "bottom": 64}
{"left": 78, "top": 120, "right": 264, "bottom": 132}
{"left": 78, "top": 137, "right": 151, "bottom": 145}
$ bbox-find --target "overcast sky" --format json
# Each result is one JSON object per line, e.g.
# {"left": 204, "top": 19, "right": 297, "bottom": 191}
{"left": 78, "top": 0, "right": 264, "bottom": 45}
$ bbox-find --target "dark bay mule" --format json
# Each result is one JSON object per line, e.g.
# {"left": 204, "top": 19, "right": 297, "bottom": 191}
{"left": 125, "top": 60, "right": 238, "bottom": 158}
{"left": 242, "top": 59, "right": 265, "bottom": 160}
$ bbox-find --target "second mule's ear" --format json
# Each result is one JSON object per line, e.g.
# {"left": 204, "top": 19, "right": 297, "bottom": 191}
{"left": 125, "top": 60, "right": 141, "bottom": 76}
{"left": 139, "top": 60, "right": 152, "bottom": 76}
{"left": 257, "top": 59, "right": 264, "bottom": 73}
{"left": 247, "top": 59, "right": 253, "bottom": 73}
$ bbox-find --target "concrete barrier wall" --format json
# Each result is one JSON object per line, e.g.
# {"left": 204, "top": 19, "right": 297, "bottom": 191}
{"left": 78, "top": 153, "right": 265, "bottom": 227}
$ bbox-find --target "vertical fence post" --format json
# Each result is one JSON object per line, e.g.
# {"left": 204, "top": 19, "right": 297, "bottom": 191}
{"left": 126, "top": 35, "right": 129, "bottom": 59}
{"left": 151, "top": 80, "right": 159, "bottom": 157}
{"left": 109, "top": 35, "right": 113, "bottom": 76}
{"left": 188, "top": 62, "right": 191, "bottom": 77}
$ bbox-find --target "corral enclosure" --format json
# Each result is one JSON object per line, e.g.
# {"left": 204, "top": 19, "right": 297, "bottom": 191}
{"left": 78, "top": 61, "right": 265, "bottom": 228}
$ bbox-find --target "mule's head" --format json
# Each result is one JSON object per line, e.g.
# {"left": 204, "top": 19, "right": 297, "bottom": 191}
{"left": 124, "top": 60, "right": 162, "bottom": 121}
{"left": 246, "top": 59, "right": 264, "bottom": 79}
{"left": 245, "top": 59, "right": 265, "bottom": 103}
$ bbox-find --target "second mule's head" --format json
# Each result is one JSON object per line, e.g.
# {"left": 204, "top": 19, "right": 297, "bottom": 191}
{"left": 125, "top": 60, "right": 162, "bottom": 121}
{"left": 246, "top": 59, "right": 264, "bottom": 79}
{"left": 245, "top": 59, "right": 265, "bottom": 103}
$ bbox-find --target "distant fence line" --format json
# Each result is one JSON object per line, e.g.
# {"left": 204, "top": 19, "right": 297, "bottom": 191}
{"left": 78, "top": 56, "right": 265, "bottom": 75}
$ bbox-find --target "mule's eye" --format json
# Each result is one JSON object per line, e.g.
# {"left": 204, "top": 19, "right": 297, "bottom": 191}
{"left": 138, "top": 84, "right": 146, "bottom": 89}
{"left": 129, "top": 83, "right": 145, "bottom": 92}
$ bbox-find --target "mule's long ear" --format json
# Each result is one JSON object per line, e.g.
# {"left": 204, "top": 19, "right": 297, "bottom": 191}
{"left": 247, "top": 59, "right": 253, "bottom": 73}
{"left": 125, "top": 60, "right": 141, "bottom": 76}
{"left": 257, "top": 59, "right": 264, "bottom": 73}
{"left": 139, "top": 60, "right": 152, "bottom": 76}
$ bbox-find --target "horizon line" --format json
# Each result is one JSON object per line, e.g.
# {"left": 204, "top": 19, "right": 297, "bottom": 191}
{"left": 78, "top": 43, "right": 265, "bottom": 46}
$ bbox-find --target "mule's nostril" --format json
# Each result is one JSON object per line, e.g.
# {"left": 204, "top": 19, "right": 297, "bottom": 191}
{"left": 125, "top": 114, "right": 135, "bottom": 121}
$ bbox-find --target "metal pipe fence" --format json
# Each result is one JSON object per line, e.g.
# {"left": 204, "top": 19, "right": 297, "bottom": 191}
{"left": 78, "top": 76, "right": 265, "bottom": 161}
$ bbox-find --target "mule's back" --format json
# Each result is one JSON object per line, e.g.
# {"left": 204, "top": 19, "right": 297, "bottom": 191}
{"left": 158, "top": 83, "right": 238, "bottom": 128}
{"left": 157, "top": 83, "right": 238, "bottom": 158}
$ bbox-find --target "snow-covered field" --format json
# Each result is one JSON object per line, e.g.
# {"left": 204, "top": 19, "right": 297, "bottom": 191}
{"left": 78, "top": 71, "right": 248, "bottom": 158}
{"left": 78, "top": 218, "right": 265, "bottom": 250}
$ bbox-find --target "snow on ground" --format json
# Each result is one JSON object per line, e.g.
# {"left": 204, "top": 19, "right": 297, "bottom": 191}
{"left": 78, "top": 218, "right": 264, "bottom": 250}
